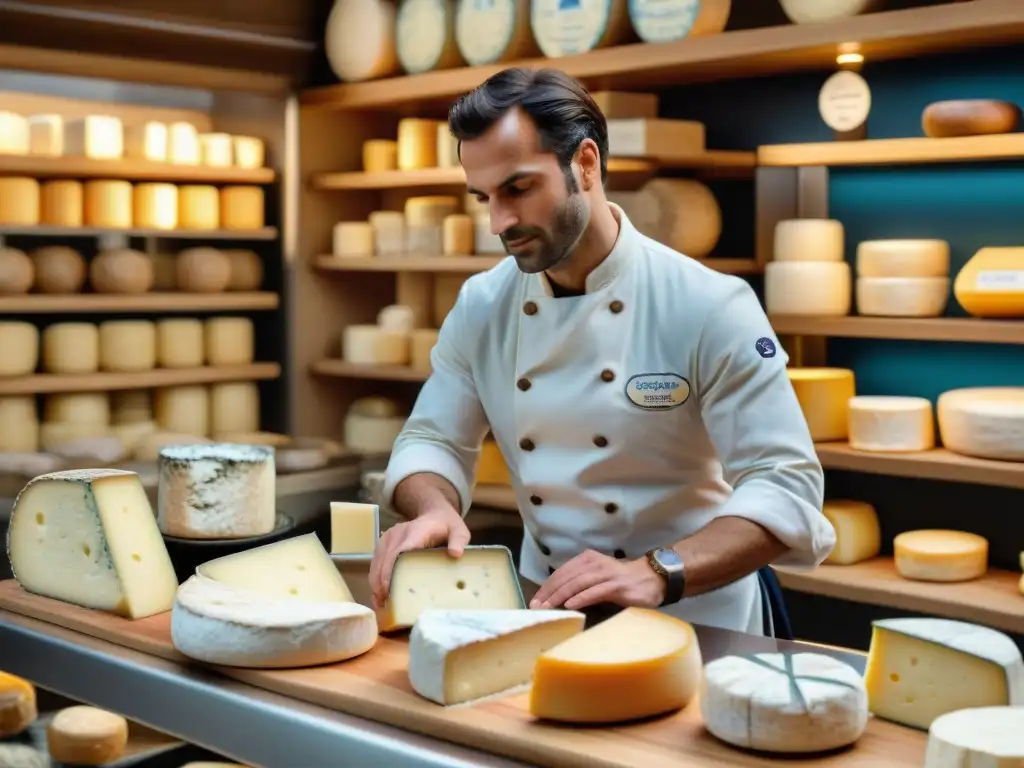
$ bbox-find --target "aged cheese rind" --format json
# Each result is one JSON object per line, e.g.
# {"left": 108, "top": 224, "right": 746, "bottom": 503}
{"left": 848, "top": 395, "right": 935, "bottom": 452}
{"left": 925, "top": 706, "right": 1024, "bottom": 767}
{"left": 938, "top": 387, "right": 1024, "bottom": 461}
{"left": 774, "top": 218, "right": 845, "bottom": 263}
{"left": 324, "top": 0, "right": 399, "bottom": 83}
{"left": 408, "top": 609, "right": 585, "bottom": 705}
{"left": 822, "top": 500, "right": 880, "bottom": 565}
{"left": 856, "top": 239, "right": 950, "bottom": 278}
{"left": 47, "top": 706, "right": 128, "bottom": 765}
{"left": 0, "top": 671, "right": 36, "bottom": 737}
{"left": 893, "top": 529, "right": 988, "bottom": 583}
{"left": 765, "top": 261, "right": 852, "bottom": 316}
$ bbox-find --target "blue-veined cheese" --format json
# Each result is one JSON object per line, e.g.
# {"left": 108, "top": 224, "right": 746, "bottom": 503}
{"left": 531, "top": 0, "right": 632, "bottom": 59}
{"left": 454, "top": 0, "right": 537, "bottom": 66}
{"left": 627, "top": 0, "right": 731, "bottom": 44}
{"left": 396, "top": 0, "right": 464, "bottom": 74}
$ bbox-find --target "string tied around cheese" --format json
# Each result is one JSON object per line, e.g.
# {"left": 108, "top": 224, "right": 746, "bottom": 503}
{"left": 738, "top": 653, "right": 861, "bottom": 715}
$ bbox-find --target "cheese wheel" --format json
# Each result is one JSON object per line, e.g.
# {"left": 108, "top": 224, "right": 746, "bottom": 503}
{"left": 168, "top": 122, "right": 200, "bottom": 165}
{"left": 609, "top": 179, "right": 721, "bottom": 258}
{"left": 133, "top": 183, "right": 178, "bottom": 230}
{"left": 205, "top": 317, "right": 255, "bottom": 366}
{"left": 786, "top": 367, "right": 855, "bottom": 442}
{"left": 333, "top": 221, "right": 375, "bottom": 258}
{"left": 362, "top": 139, "right": 398, "bottom": 172}
{"left": 0, "top": 111, "right": 29, "bottom": 154}
{"left": 157, "top": 319, "right": 205, "bottom": 368}
{"left": 894, "top": 529, "right": 988, "bottom": 583}
{"left": 856, "top": 277, "right": 949, "bottom": 317}
{"left": 774, "top": 219, "right": 844, "bottom": 263}
{"left": 112, "top": 390, "right": 152, "bottom": 424}
{"left": 954, "top": 246, "right": 1024, "bottom": 318}
{"left": 410, "top": 328, "right": 438, "bottom": 371}
{"left": 43, "top": 393, "right": 109, "bottom": 425}
{"left": 856, "top": 239, "right": 950, "bottom": 277}
{"left": 111, "top": 420, "right": 158, "bottom": 453}
{"left": 377, "top": 304, "right": 416, "bottom": 333}
{"left": 925, "top": 706, "right": 1024, "bottom": 768}
{"left": 765, "top": 261, "right": 852, "bottom": 316}
{"left": 0, "top": 177, "right": 40, "bottom": 225}
{"left": 442, "top": 213, "right": 474, "bottom": 255}
{"left": 124, "top": 120, "right": 168, "bottom": 162}
{"left": 350, "top": 395, "right": 403, "bottom": 419}
{"left": 436, "top": 123, "right": 460, "bottom": 169}
{"left": 32, "top": 246, "right": 86, "bottom": 294}
{"left": 779, "top": 0, "right": 882, "bottom": 25}
{"left": 396, "top": 0, "right": 464, "bottom": 74}
{"left": 177, "top": 247, "right": 231, "bottom": 292}
{"left": 220, "top": 186, "right": 265, "bottom": 230}
{"left": 90, "top": 248, "right": 154, "bottom": 294}
{"left": 821, "top": 500, "right": 880, "bottom": 565}
{"left": 47, "top": 706, "right": 128, "bottom": 766}
{"left": 531, "top": 0, "right": 632, "bottom": 58}
{"left": 369, "top": 211, "right": 406, "bottom": 255}
{"left": 99, "top": 320, "right": 157, "bottom": 372}
{"left": 922, "top": 100, "right": 1022, "bottom": 139}
{"left": 324, "top": 0, "right": 400, "bottom": 83}
{"left": 0, "top": 671, "right": 37, "bottom": 738}
{"left": 397, "top": 119, "right": 441, "bottom": 170}
{"left": 63, "top": 116, "right": 123, "bottom": 160}
{"left": 209, "top": 381, "right": 260, "bottom": 434}
{"left": 405, "top": 195, "right": 461, "bottom": 227}
{"left": 199, "top": 133, "right": 233, "bottom": 167}
{"left": 28, "top": 114, "right": 61, "bottom": 156}
{"left": 40, "top": 180, "right": 83, "bottom": 226}
{"left": 155, "top": 385, "right": 210, "bottom": 435}
{"left": 223, "top": 249, "right": 263, "bottom": 290}
{"left": 344, "top": 412, "right": 406, "bottom": 454}
{"left": 938, "top": 387, "right": 1024, "bottom": 461}
{"left": 629, "top": 0, "right": 731, "bottom": 43}
{"left": 179, "top": 185, "right": 220, "bottom": 230}
{"left": 0, "top": 396, "right": 38, "bottom": 452}
{"left": 232, "top": 136, "right": 265, "bottom": 169}
{"left": 0, "top": 322, "right": 38, "bottom": 376}
{"left": 343, "top": 325, "right": 410, "bottom": 365}
{"left": 848, "top": 395, "right": 934, "bottom": 453}
{"left": 454, "top": 0, "right": 538, "bottom": 65}
{"left": 83, "top": 180, "right": 132, "bottom": 228}
{"left": 0, "top": 248, "right": 33, "bottom": 294}
{"left": 42, "top": 323, "right": 99, "bottom": 373}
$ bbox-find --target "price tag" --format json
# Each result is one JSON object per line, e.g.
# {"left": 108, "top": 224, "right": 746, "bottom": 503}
{"left": 819, "top": 70, "right": 872, "bottom": 133}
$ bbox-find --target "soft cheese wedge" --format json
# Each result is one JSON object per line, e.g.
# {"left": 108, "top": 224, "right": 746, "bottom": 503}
{"left": 530, "top": 607, "right": 702, "bottom": 724}
{"left": 701, "top": 652, "right": 868, "bottom": 753}
{"left": 378, "top": 546, "right": 525, "bottom": 632}
{"left": 925, "top": 706, "right": 1024, "bottom": 768}
{"left": 865, "top": 618, "right": 1024, "bottom": 730}
{"left": 408, "top": 609, "right": 585, "bottom": 706}
{"left": 7, "top": 469, "right": 178, "bottom": 619}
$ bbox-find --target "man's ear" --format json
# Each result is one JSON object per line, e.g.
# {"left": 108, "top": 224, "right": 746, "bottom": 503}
{"left": 575, "top": 138, "right": 601, "bottom": 191}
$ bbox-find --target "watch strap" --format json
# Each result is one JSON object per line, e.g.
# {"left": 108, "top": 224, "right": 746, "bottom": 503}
{"left": 646, "top": 548, "right": 685, "bottom": 606}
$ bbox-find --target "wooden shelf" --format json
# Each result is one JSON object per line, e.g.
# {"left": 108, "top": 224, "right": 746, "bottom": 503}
{"left": 0, "top": 225, "right": 278, "bottom": 240}
{"left": 300, "top": 1, "right": 1024, "bottom": 111}
{"left": 314, "top": 255, "right": 761, "bottom": 276}
{"left": 0, "top": 292, "right": 279, "bottom": 314}
{"left": 758, "top": 133, "right": 1024, "bottom": 167}
{"left": 816, "top": 442, "right": 1024, "bottom": 490}
{"left": 310, "top": 360, "right": 427, "bottom": 383}
{"left": 472, "top": 484, "right": 517, "bottom": 511}
{"left": 770, "top": 315, "right": 1024, "bottom": 345}
{"left": 0, "top": 155, "right": 275, "bottom": 183}
{"left": 774, "top": 558, "right": 1024, "bottom": 635}
{"left": 0, "top": 363, "right": 281, "bottom": 395}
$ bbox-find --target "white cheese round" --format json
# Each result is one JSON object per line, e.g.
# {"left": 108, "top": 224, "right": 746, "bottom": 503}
{"left": 938, "top": 387, "right": 1024, "bottom": 461}
{"left": 764, "top": 261, "right": 852, "bottom": 316}
{"left": 855, "top": 276, "right": 950, "bottom": 317}
{"left": 779, "top": 0, "right": 882, "bottom": 25}
{"left": 454, "top": 0, "right": 529, "bottom": 66}
{"left": 925, "top": 706, "right": 1024, "bottom": 768}
{"left": 848, "top": 395, "right": 935, "bottom": 453}
{"left": 627, "top": 0, "right": 731, "bottom": 44}
{"left": 531, "top": 0, "right": 630, "bottom": 58}
{"left": 856, "top": 239, "right": 950, "bottom": 278}
{"left": 396, "top": 0, "right": 462, "bottom": 74}
{"left": 324, "top": 0, "right": 399, "bottom": 83}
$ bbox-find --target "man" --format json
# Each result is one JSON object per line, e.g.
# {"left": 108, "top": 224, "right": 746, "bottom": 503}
{"left": 368, "top": 67, "right": 834, "bottom": 634}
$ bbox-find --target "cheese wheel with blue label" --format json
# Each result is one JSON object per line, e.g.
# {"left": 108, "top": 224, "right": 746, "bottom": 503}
{"left": 628, "top": 0, "right": 731, "bottom": 44}
{"left": 531, "top": 0, "right": 633, "bottom": 59}
{"left": 396, "top": 0, "right": 464, "bottom": 74}
{"left": 455, "top": 0, "right": 539, "bottom": 66}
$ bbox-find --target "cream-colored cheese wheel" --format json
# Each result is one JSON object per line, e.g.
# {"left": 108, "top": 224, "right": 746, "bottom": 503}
{"left": 89, "top": 249, "right": 154, "bottom": 294}
{"left": 343, "top": 325, "right": 410, "bottom": 365}
{"left": 63, "top": 116, "right": 123, "bottom": 160}
{"left": 368, "top": 211, "right": 405, "bottom": 256}
{"left": 893, "top": 529, "right": 988, "bottom": 583}
{"left": 821, "top": 499, "right": 881, "bottom": 566}
{"left": 43, "top": 393, "right": 109, "bottom": 425}
{"left": 609, "top": 179, "right": 721, "bottom": 258}
{"left": 42, "top": 323, "right": 99, "bottom": 374}
{"left": 333, "top": 221, "right": 375, "bottom": 258}
{"left": 855, "top": 277, "right": 949, "bottom": 317}
{"left": 98, "top": 320, "right": 157, "bottom": 372}
{"left": 83, "top": 180, "right": 132, "bottom": 228}
{"left": 454, "top": 0, "right": 538, "bottom": 65}
{"left": 324, "top": 0, "right": 400, "bottom": 83}
{"left": 629, "top": 0, "right": 731, "bottom": 43}
{"left": 150, "top": 252, "right": 177, "bottom": 290}
{"left": 168, "top": 122, "right": 200, "bottom": 165}
{"left": 232, "top": 136, "right": 265, "bottom": 169}
{"left": 362, "top": 139, "right": 398, "bottom": 172}
{"left": 0, "top": 111, "right": 29, "bottom": 155}
{"left": 779, "top": 0, "right": 883, "bottom": 25}
{"left": 220, "top": 186, "right": 265, "bottom": 230}
{"left": 31, "top": 246, "right": 86, "bottom": 294}
{"left": 28, "top": 113, "right": 61, "bottom": 156}
{"left": 111, "top": 390, "right": 152, "bottom": 424}
{"left": 922, "top": 100, "right": 1022, "bottom": 139}
{"left": 855, "top": 239, "right": 950, "bottom": 277}
{"left": 205, "top": 317, "right": 255, "bottom": 365}
{"left": 406, "top": 195, "right": 461, "bottom": 227}
{"left": 436, "top": 123, "right": 460, "bottom": 169}
{"left": 410, "top": 328, "right": 439, "bottom": 370}
{"left": 155, "top": 385, "right": 209, "bottom": 435}
{"left": 110, "top": 420, "right": 158, "bottom": 453}
{"left": 531, "top": 0, "right": 632, "bottom": 58}
{"left": 442, "top": 213, "right": 474, "bottom": 255}
{"left": 774, "top": 219, "right": 844, "bottom": 262}
{"left": 177, "top": 247, "right": 231, "bottom": 292}
{"left": 179, "top": 185, "right": 220, "bottom": 230}
{"left": 39, "top": 181, "right": 83, "bottom": 227}
{"left": 223, "top": 249, "right": 263, "bottom": 290}
{"left": 377, "top": 304, "right": 416, "bottom": 333}
{"left": 0, "top": 177, "right": 40, "bottom": 225}
{"left": 209, "top": 381, "right": 260, "bottom": 434}
{"left": 786, "top": 367, "right": 855, "bottom": 442}
{"left": 344, "top": 412, "right": 407, "bottom": 454}
{"left": 396, "top": 0, "right": 464, "bottom": 74}
{"left": 40, "top": 423, "right": 111, "bottom": 455}
{"left": 848, "top": 395, "right": 934, "bottom": 453}
{"left": 397, "top": 119, "right": 441, "bottom": 170}
{"left": 47, "top": 706, "right": 128, "bottom": 766}
{"left": 937, "top": 387, "right": 1024, "bottom": 461}
{"left": 0, "top": 396, "right": 38, "bottom": 452}
{"left": 0, "top": 322, "right": 38, "bottom": 376}
{"left": 199, "top": 133, "right": 233, "bottom": 167}
{"left": 124, "top": 121, "right": 167, "bottom": 162}
{"left": 133, "top": 183, "right": 178, "bottom": 230}
{"left": 0, "top": 248, "right": 33, "bottom": 294}
{"left": 765, "top": 261, "right": 852, "bottom": 316}
{"left": 133, "top": 430, "right": 212, "bottom": 461}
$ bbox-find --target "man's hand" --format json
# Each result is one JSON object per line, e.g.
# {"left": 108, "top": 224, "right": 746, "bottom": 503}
{"left": 368, "top": 507, "right": 471, "bottom": 609}
{"left": 528, "top": 550, "right": 665, "bottom": 611}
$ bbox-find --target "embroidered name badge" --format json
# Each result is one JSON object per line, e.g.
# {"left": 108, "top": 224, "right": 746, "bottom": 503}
{"left": 755, "top": 337, "right": 777, "bottom": 359}
{"left": 625, "top": 373, "right": 690, "bottom": 410}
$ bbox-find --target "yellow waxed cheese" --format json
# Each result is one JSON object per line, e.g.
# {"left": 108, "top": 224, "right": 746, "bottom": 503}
{"left": 476, "top": 440, "right": 511, "bottom": 486}
{"left": 205, "top": 317, "right": 254, "bottom": 365}
{"left": 40, "top": 181, "right": 83, "bottom": 227}
{"left": 938, "top": 386, "right": 1024, "bottom": 461}
{"left": 774, "top": 219, "right": 845, "bottom": 262}
{"left": 864, "top": 617, "right": 1024, "bottom": 731}
{"left": 410, "top": 328, "right": 439, "bottom": 371}
{"left": 83, "top": 180, "right": 132, "bottom": 228}
{"left": 848, "top": 395, "right": 935, "bottom": 453}
{"left": 157, "top": 318, "right": 205, "bottom": 368}
{"left": 893, "top": 529, "right": 988, "bottom": 583}
{"left": 208, "top": 382, "right": 260, "bottom": 435}
{"left": 0, "top": 177, "right": 40, "bottom": 225}
{"left": 343, "top": 324, "right": 410, "bottom": 365}
{"left": 63, "top": 116, "right": 123, "bottom": 160}
{"left": 179, "top": 185, "right": 220, "bottom": 230}
{"left": 42, "top": 323, "right": 99, "bottom": 374}
{"left": 954, "top": 246, "right": 1024, "bottom": 318}
{"left": 436, "top": 123, "right": 459, "bottom": 168}
{"left": 330, "top": 501, "right": 380, "bottom": 554}
{"left": 124, "top": 121, "right": 168, "bottom": 162}
{"left": 821, "top": 500, "right": 880, "bottom": 565}
{"left": 133, "top": 183, "right": 178, "bottom": 230}
{"left": 855, "top": 277, "right": 949, "bottom": 317}
{"left": 397, "top": 118, "right": 441, "bottom": 170}
{"left": 856, "top": 239, "right": 950, "bottom": 278}
{"left": 406, "top": 196, "right": 461, "bottom": 253}
{"left": 98, "top": 320, "right": 157, "bottom": 372}
{"left": 199, "top": 133, "right": 233, "bottom": 167}
{"left": 232, "top": 136, "right": 265, "bottom": 169}
{"left": 442, "top": 213, "right": 474, "bottom": 255}
{"left": 333, "top": 221, "right": 375, "bottom": 258}
{"left": 765, "top": 261, "right": 852, "bottom": 316}
{"left": 220, "top": 186, "right": 264, "bottom": 230}
{"left": 0, "top": 322, "right": 39, "bottom": 376}
{"left": 0, "top": 111, "right": 28, "bottom": 154}
{"left": 43, "top": 393, "right": 109, "bottom": 425}
{"left": 27, "top": 114, "right": 62, "bottom": 156}
{"left": 786, "top": 367, "right": 855, "bottom": 441}
{"left": 530, "top": 607, "right": 703, "bottom": 724}
{"left": 0, "top": 671, "right": 36, "bottom": 737}
{"left": 362, "top": 139, "right": 398, "bottom": 172}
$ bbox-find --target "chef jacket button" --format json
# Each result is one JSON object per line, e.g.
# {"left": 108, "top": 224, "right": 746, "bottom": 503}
{"left": 604, "top": 502, "right": 618, "bottom": 514}
{"left": 614, "top": 549, "right": 626, "bottom": 559}
{"left": 609, "top": 299, "right": 624, "bottom": 314}
{"left": 539, "top": 542, "right": 552, "bottom": 556}
{"left": 593, "top": 435, "right": 609, "bottom": 448}
{"left": 519, "top": 437, "right": 536, "bottom": 451}
{"left": 600, "top": 368, "right": 615, "bottom": 383}
{"left": 530, "top": 494, "right": 543, "bottom": 505}
{"left": 517, "top": 377, "right": 532, "bottom": 391}
{"left": 523, "top": 301, "right": 538, "bottom": 316}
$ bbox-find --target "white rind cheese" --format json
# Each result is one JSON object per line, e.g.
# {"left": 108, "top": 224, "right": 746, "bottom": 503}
{"left": 454, "top": 0, "right": 534, "bottom": 66}
{"left": 396, "top": 0, "right": 463, "bottom": 74}
{"left": 408, "top": 609, "right": 585, "bottom": 705}
{"left": 774, "top": 218, "right": 844, "bottom": 262}
{"left": 700, "top": 652, "right": 868, "bottom": 753}
{"left": 157, "top": 444, "right": 276, "bottom": 540}
{"left": 925, "top": 706, "right": 1024, "bottom": 768}
{"left": 856, "top": 239, "right": 950, "bottom": 278}
{"left": 779, "top": 0, "right": 882, "bottom": 25}
{"left": 855, "top": 276, "right": 949, "bottom": 317}
{"left": 531, "top": 0, "right": 631, "bottom": 58}
{"left": 938, "top": 387, "right": 1024, "bottom": 461}
{"left": 848, "top": 395, "right": 935, "bottom": 453}
{"left": 765, "top": 261, "right": 852, "bottom": 316}
{"left": 171, "top": 574, "right": 377, "bottom": 668}
{"left": 628, "top": 0, "right": 731, "bottom": 44}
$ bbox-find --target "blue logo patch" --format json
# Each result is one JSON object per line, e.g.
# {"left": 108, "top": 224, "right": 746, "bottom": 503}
{"left": 755, "top": 337, "right": 777, "bottom": 359}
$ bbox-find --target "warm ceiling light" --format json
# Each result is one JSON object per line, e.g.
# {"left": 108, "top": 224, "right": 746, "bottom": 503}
{"left": 837, "top": 52, "right": 865, "bottom": 66}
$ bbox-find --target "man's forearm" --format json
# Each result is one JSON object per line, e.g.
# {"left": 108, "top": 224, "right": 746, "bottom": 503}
{"left": 670, "top": 516, "right": 787, "bottom": 597}
{"left": 392, "top": 472, "right": 462, "bottom": 521}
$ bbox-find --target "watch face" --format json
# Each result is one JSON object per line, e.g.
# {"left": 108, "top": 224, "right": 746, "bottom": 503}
{"left": 653, "top": 548, "right": 682, "bottom": 570}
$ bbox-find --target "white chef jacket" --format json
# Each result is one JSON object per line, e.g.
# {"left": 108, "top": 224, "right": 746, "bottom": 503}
{"left": 383, "top": 205, "right": 834, "bottom": 635}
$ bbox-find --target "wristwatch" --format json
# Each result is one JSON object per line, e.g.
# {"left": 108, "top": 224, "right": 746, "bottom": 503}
{"left": 645, "top": 547, "right": 686, "bottom": 606}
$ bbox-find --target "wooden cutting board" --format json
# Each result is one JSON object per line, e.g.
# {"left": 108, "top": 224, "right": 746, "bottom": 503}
{"left": 0, "top": 580, "right": 926, "bottom": 768}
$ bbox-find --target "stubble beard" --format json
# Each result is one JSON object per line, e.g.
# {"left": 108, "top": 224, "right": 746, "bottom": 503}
{"left": 508, "top": 193, "right": 590, "bottom": 275}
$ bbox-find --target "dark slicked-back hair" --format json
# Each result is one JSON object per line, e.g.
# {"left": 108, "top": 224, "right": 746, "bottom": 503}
{"left": 448, "top": 67, "right": 609, "bottom": 185}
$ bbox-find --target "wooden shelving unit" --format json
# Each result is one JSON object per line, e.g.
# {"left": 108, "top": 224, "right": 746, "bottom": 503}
{"left": 0, "top": 225, "right": 278, "bottom": 240}
{"left": 314, "top": 255, "right": 762, "bottom": 276}
{"left": 0, "top": 364, "right": 281, "bottom": 396}
{"left": 758, "top": 133, "right": 1024, "bottom": 167}
{"left": 770, "top": 315, "right": 1024, "bottom": 345}
{"left": 0, "top": 292, "right": 279, "bottom": 314}
{"left": 0, "top": 154, "right": 275, "bottom": 183}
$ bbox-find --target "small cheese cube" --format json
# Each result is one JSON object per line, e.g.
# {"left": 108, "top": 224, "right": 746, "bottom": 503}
{"left": 330, "top": 502, "right": 380, "bottom": 555}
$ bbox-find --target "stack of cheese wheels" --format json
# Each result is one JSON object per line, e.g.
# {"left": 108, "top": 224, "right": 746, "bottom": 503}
{"left": 854, "top": 240, "right": 950, "bottom": 317}
{"left": 893, "top": 529, "right": 988, "bottom": 583}
{"left": 937, "top": 386, "right": 1024, "bottom": 461}
{"left": 765, "top": 219, "right": 851, "bottom": 316}
{"left": 786, "top": 367, "right": 855, "bottom": 441}
{"left": 847, "top": 395, "right": 935, "bottom": 453}
{"left": 778, "top": 0, "right": 883, "bottom": 25}
{"left": 954, "top": 246, "right": 1024, "bottom": 317}
{"left": 343, "top": 303, "right": 415, "bottom": 367}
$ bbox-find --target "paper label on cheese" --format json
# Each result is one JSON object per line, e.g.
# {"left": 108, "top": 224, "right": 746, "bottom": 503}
{"left": 974, "top": 270, "right": 1024, "bottom": 290}
{"left": 531, "top": 0, "right": 611, "bottom": 57}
